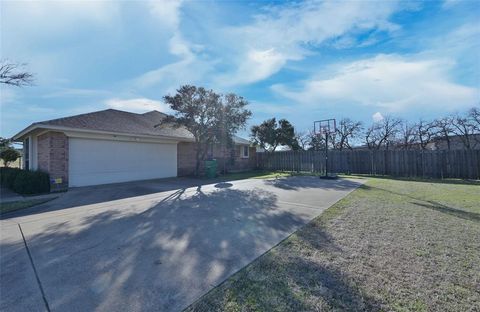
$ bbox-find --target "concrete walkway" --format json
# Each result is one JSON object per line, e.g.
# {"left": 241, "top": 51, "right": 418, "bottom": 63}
{"left": 0, "top": 176, "right": 364, "bottom": 312}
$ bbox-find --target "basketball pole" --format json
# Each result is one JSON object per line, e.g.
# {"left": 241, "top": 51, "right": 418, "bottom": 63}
{"left": 324, "top": 131, "right": 328, "bottom": 178}
{"left": 314, "top": 118, "right": 337, "bottom": 179}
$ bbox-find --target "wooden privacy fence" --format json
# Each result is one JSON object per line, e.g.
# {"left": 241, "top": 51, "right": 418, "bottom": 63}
{"left": 256, "top": 149, "right": 480, "bottom": 179}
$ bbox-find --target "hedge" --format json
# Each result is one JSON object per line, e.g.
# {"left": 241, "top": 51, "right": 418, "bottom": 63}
{"left": 0, "top": 168, "right": 50, "bottom": 195}
{"left": 0, "top": 167, "right": 22, "bottom": 189}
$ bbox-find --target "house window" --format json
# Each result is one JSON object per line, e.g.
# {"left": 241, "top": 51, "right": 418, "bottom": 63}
{"left": 24, "top": 137, "right": 30, "bottom": 170}
{"left": 241, "top": 145, "right": 249, "bottom": 158}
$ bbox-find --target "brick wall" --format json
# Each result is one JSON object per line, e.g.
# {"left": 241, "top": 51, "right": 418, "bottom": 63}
{"left": 177, "top": 142, "right": 256, "bottom": 176}
{"left": 177, "top": 142, "right": 198, "bottom": 176}
{"left": 37, "top": 131, "right": 69, "bottom": 190}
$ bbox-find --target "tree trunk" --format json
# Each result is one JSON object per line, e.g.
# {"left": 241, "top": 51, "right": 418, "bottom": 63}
{"left": 195, "top": 141, "right": 201, "bottom": 176}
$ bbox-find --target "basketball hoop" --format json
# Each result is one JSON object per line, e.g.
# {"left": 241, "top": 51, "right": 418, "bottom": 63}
{"left": 314, "top": 119, "right": 336, "bottom": 138}
{"left": 313, "top": 118, "right": 337, "bottom": 179}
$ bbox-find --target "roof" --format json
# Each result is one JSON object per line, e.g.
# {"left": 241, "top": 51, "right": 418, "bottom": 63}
{"left": 12, "top": 109, "right": 192, "bottom": 141}
{"left": 233, "top": 135, "right": 250, "bottom": 145}
{"left": 13, "top": 109, "right": 251, "bottom": 144}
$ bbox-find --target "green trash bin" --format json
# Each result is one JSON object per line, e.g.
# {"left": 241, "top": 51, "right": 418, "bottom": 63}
{"left": 205, "top": 160, "right": 218, "bottom": 178}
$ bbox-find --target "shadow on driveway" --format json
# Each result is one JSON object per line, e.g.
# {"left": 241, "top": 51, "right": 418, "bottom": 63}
{"left": 265, "top": 176, "right": 363, "bottom": 191}
{"left": 1, "top": 176, "right": 365, "bottom": 311}
{"left": 1, "top": 177, "right": 231, "bottom": 219}
{"left": 2, "top": 186, "right": 308, "bottom": 311}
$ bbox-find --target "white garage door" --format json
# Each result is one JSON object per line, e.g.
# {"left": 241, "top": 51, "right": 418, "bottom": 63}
{"left": 69, "top": 138, "right": 177, "bottom": 187}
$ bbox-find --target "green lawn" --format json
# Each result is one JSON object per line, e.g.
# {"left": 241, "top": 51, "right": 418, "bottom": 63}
{"left": 0, "top": 198, "right": 56, "bottom": 215}
{"left": 187, "top": 177, "right": 480, "bottom": 311}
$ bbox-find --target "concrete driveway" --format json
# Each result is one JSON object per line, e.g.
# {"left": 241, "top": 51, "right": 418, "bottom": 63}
{"left": 0, "top": 176, "right": 363, "bottom": 312}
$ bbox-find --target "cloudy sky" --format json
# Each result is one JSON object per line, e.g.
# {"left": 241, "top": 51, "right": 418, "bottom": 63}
{"left": 1, "top": 0, "right": 479, "bottom": 138}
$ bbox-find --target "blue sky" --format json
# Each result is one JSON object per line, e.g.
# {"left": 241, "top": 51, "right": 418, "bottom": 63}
{"left": 1, "top": 0, "right": 479, "bottom": 138}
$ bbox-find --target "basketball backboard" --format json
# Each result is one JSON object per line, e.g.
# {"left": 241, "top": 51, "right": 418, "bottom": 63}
{"left": 314, "top": 119, "right": 336, "bottom": 137}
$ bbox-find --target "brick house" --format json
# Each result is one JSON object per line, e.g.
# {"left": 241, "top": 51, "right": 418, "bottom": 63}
{"left": 12, "top": 109, "right": 255, "bottom": 188}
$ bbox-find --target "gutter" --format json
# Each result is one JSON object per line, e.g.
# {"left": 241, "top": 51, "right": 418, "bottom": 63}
{"left": 11, "top": 123, "right": 195, "bottom": 143}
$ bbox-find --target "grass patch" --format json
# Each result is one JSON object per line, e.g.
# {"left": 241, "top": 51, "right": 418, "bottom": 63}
{"left": 341, "top": 173, "right": 480, "bottom": 186}
{"left": 186, "top": 177, "right": 480, "bottom": 311}
{"left": 0, "top": 198, "right": 56, "bottom": 215}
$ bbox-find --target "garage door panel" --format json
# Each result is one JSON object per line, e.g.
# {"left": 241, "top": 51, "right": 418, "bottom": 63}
{"left": 69, "top": 138, "right": 177, "bottom": 187}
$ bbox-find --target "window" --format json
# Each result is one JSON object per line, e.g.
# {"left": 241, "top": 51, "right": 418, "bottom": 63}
{"left": 24, "top": 137, "right": 30, "bottom": 170}
{"left": 241, "top": 145, "right": 249, "bottom": 158}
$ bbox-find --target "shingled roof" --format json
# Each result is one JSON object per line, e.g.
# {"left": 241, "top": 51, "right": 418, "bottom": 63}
{"left": 14, "top": 109, "right": 251, "bottom": 144}
{"left": 27, "top": 109, "right": 194, "bottom": 140}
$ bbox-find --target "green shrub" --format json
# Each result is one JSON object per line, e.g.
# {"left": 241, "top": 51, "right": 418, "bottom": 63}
{"left": 12, "top": 170, "right": 50, "bottom": 195}
{"left": 0, "top": 167, "right": 22, "bottom": 189}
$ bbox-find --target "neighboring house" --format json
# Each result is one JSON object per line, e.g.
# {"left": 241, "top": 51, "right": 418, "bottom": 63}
{"left": 428, "top": 134, "right": 480, "bottom": 150}
{"left": 12, "top": 109, "right": 255, "bottom": 188}
{"left": 255, "top": 145, "right": 291, "bottom": 153}
{"left": 352, "top": 134, "right": 480, "bottom": 151}
{"left": 394, "top": 134, "right": 480, "bottom": 150}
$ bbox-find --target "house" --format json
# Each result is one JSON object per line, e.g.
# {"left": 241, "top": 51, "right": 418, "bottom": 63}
{"left": 352, "top": 133, "right": 480, "bottom": 151}
{"left": 12, "top": 109, "right": 256, "bottom": 188}
{"left": 428, "top": 134, "right": 480, "bottom": 150}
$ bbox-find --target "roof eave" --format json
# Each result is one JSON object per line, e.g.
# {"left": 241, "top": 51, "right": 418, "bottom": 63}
{"left": 12, "top": 124, "right": 38, "bottom": 141}
{"left": 11, "top": 124, "right": 195, "bottom": 143}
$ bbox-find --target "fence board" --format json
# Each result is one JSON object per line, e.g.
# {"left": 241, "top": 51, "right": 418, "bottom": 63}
{"left": 256, "top": 149, "right": 480, "bottom": 180}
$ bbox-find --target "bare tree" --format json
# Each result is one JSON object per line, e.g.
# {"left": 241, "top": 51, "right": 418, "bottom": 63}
{"left": 294, "top": 131, "right": 311, "bottom": 150}
{"left": 433, "top": 116, "right": 455, "bottom": 150}
{"left": 468, "top": 107, "right": 480, "bottom": 147}
{"left": 398, "top": 120, "right": 417, "bottom": 149}
{"left": 334, "top": 118, "right": 363, "bottom": 150}
{"left": 468, "top": 107, "right": 480, "bottom": 132}
{"left": 365, "top": 116, "right": 401, "bottom": 150}
{"left": 0, "top": 61, "right": 34, "bottom": 86}
{"left": 365, "top": 124, "right": 381, "bottom": 149}
{"left": 451, "top": 112, "right": 477, "bottom": 150}
{"left": 415, "top": 119, "right": 436, "bottom": 150}
{"left": 305, "top": 130, "right": 322, "bottom": 150}
{"left": 303, "top": 130, "right": 335, "bottom": 150}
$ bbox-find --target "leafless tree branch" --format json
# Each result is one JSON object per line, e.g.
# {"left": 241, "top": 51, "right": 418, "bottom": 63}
{"left": 0, "top": 61, "right": 34, "bottom": 87}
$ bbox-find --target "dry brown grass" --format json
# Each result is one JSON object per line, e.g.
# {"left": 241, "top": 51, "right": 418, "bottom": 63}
{"left": 186, "top": 178, "right": 480, "bottom": 312}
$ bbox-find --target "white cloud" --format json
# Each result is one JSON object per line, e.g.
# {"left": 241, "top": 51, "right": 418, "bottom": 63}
{"left": 135, "top": 0, "right": 404, "bottom": 89}
{"left": 220, "top": 48, "right": 287, "bottom": 85}
{"left": 272, "top": 54, "right": 479, "bottom": 112}
{"left": 148, "top": 0, "right": 183, "bottom": 29}
{"left": 372, "top": 112, "right": 384, "bottom": 122}
{"left": 134, "top": 7, "right": 209, "bottom": 92}
{"left": 133, "top": 0, "right": 213, "bottom": 92}
{"left": 148, "top": 1, "right": 198, "bottom": 59}
{"left": 219, "top": 0, "right": 401, "bottom": 85}
{"left": 105, "top": 98, "right": 172, "bottom": 114}
{"left": 133, "top": 55, "right": 214, "bottom": 94}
